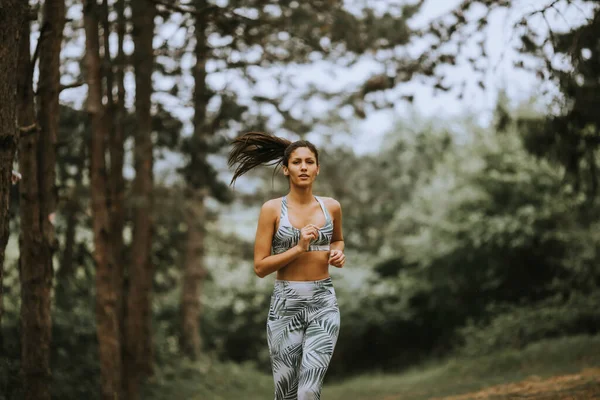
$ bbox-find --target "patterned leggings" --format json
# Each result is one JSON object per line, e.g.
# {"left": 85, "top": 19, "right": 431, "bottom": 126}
{"left": 266, "top": 277, "right": 340, "bottom": 400}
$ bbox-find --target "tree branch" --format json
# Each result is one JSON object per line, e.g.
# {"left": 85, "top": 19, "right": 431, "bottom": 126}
{"left": 151, "top": 0, "right": 256, "bottom": 22}
{"left": 19, "top": 123, "right": 39, "bottom": 134}
{"left": 151, "top": 0, "right": 216, "bottom": 17}
{"left": 60, "top": 81, "right": 87, "bottom": 92}
{"left": 30, "top": 22, "right": 50, "bottom": 83}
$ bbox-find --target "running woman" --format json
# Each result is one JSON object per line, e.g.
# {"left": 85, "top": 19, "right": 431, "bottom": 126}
{"left": 228, "top": 132, "right": 345, "bottom": 400}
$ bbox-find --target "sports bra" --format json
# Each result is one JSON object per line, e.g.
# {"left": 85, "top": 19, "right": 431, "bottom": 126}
{"left": 271, "top": 196, "right": 333, "bottom": 255}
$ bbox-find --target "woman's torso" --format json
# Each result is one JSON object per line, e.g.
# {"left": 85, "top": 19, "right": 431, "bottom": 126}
{"left": 272, "top": 196, "right": 333, "bottom": 281}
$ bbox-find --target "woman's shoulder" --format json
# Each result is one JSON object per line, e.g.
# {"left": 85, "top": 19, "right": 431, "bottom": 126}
{"left": 260, "top": 197, "right": 284, "bottom": 214}
{"left": 318, "top": 196, "right": 341, "bottom": 210}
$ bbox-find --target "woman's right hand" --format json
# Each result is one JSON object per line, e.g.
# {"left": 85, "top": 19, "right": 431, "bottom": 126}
{"left": 297, "top": 224, "right": 319, "bottom": 252}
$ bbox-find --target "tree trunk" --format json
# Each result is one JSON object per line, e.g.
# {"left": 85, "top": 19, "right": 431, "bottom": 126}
{"left": 101, "top": 0, "right": 125, "bottom": 299}
{"left": 0, "top": 0, "right": 28, "bottom": 330}
{"left": 18, "top": 0, "right": 64, "bottom": 396}
{"left": 100, "top": 0, "right": 128, "bottom": 391}
{"left": 112, "top": 0, "right": 126, "bottom": 333}
{"left": 126, "top": 0, "right": 155, "bottom": 396}
{"left": 83, "top": 0, "right": 123, "bottom": 398}
{"left": 112, "top": 0, "right": 128, "bottom": 394}
{"left": 181, "top": 192, "right": 207, "bottom": 359}
{"left": 181, "top": 1, "right": 209, "bottom": 360}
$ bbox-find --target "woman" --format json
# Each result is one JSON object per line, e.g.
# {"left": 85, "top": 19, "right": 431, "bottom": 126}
{"left": 228, "top": 132, "right": 345, "bottom": 400}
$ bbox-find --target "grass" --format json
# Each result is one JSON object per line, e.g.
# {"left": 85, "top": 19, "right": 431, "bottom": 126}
{"left": 323, "top": 334, "right": 600, "bottom": 400}
{"left": 145, "top": 359, "right": 273, "bottom": 400}
{"left": 146, "top": 334, "right": 600, "bottom": 400}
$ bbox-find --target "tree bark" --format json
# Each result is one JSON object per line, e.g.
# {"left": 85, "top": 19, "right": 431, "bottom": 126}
{"left": 83, "top": 0, "right": 123, "bottom": 398}
{"left": 101, "top": 0, "right": 125, "bottom": 296}
{"left": 181, "top": 0, "right": 209, "bottom": 360}
{"left": 112, "top": 0, "right": 126, "bottom": 335}
{"left": 181, "top": 193, "right": 207, "bottom": 359}
{"left": 0, "top": 0, "right": 28, "bottom": 330}
{"left": 18, "top": 0, "right": 64, "bottom": 397}
{"left": 126, "top": 0, "right": 155, "bottom": 396}
{"left": 112, "top": 0, "right": 128, "bottom": 394}
{"left": 100, "top": 0, "right": 128, "bottom": 390}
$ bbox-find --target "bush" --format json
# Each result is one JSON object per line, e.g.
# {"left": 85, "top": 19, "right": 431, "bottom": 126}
{"left": 457, "top": 291, "right": 600, "bottom": 357}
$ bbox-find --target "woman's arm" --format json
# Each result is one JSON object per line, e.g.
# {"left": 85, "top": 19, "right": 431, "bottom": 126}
{"left": 253, "top": 200, "right": 316, "bottom": 278}
{"left": 328, "top": 198, "right": 345, "bottom": 267}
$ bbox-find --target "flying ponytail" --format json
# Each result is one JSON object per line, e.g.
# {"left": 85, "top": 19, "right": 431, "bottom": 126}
{"left": 228, "top": 132, "right": 320, "bottom": 186}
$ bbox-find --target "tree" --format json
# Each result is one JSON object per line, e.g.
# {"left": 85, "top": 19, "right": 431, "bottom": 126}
{"left": 17, "top": 0, "right": 65, "bottom": 398}
{"left": 83, "top": 0, "right": 123, "bottom": 397}
{"left": 179, "top": 0, "right": 212, "bottom": 360}
{"left": 126, "top": 0, "right": 156, "bottom": 395}
{"left": 0, "top": 0, "right": 29, "bottom": 330}
{"left": 519, "top": 6, "right": 600, "bottom": 197}
{"left": 350, "top": 1, "right": 600, "bottom": 195}
{"left": 107, "top": 0, "right": 129, "bottom": 395}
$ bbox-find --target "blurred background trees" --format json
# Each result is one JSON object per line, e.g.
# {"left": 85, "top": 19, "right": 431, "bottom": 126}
{"left": 1, "top": 0, "right": 600, "bottom": 399}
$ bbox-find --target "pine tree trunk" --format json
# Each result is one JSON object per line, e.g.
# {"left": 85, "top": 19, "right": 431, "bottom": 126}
{"left": 0, "top": 0, "right": 28, "bottom": 329}
{"left": 181, "top": 192, "right": 207, "bottom": 359}
{"left": 126, "top": 0, "right": 155, "bottom": 396}
{"left": 99, "top": 0, "right": 128, "bottom": 391}
{"left": 181, "top": 2, "right": 209, "bottom": 360}
{"left": 100, "top": 0, "right": 125, "bottom": 299}
{"left": 113, "top": 0, "right": 128, "bottom": 394}
{"left": 18, "top": 0, "right": 64, "bottom": 396}
{"left": 112, "top": 0, "right": 126, "bottom": 336}
{"left": 83, "top": 0, "right": 123, "bottom": 398}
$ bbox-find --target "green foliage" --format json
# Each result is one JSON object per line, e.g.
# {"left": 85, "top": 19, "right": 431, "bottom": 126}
{"left": 458, "top": 291, "right": 600, "bottom": 357}
{"left": 317, "top": 118, "right": 454, "bottom": 254}
{"left": 380, "top": 122, "right": 590, "bottom": 339}
{"left": 50, "top": 300, "right": 100, "bottom": 400}
{"left": 143, "top": 359, "right": 273, "bottom": 400}
{"left": 200, "top": 282, "right": 272, "bottom": 369}
{"left": 0, "top": 357, "right": 23, "bottom": 400}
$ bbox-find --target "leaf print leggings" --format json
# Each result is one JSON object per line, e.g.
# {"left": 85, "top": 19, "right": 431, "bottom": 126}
{"left": 267, "top": 277, "right": 340, "bottom": 400}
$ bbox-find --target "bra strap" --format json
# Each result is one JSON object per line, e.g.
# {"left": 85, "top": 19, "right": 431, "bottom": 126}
{"left": 315, "top": 196, "right": 331, "bottom": 222}
{"left": 279, "top": 196, "right": 290, "bottom": 226}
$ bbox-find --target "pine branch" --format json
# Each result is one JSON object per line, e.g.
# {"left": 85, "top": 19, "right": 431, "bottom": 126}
{"left": 151, "top": 0, "right": 216, "bottom": 17}
{"left": 60, "top": 81, "right": 87, "bottom": 92}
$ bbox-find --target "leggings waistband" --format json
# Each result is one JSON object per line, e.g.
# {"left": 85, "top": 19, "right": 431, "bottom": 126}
{"left": 273, "top": 277, "right": 335, "bottom": 299}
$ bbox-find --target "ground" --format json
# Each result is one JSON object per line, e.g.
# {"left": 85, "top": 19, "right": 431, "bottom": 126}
{"left": 428, "top": 368, "right": 600, "bottom": 400}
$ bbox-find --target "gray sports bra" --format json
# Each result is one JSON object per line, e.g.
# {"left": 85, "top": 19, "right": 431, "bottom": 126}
{"left": 271, "top": 196, "right": 333, "bottom": 254}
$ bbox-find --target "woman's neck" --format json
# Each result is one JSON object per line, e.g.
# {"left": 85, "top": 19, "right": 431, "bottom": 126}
{"left": 287, "top": 187, "right": 314, "bottom": 205}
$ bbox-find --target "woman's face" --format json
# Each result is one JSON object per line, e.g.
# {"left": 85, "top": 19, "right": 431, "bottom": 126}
{"left": 284, "top": 147, "right": 319, "bottom": 187}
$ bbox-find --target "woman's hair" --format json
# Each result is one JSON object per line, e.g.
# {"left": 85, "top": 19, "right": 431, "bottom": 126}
{"left": 228, "top": 131, "right": 319, "bottom": 185}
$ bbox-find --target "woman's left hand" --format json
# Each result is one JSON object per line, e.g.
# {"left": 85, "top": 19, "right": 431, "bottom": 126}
{"left": 328, "top": 250, "right": 345, "bottom": 268}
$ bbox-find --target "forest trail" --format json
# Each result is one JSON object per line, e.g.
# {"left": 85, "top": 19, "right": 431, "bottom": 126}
{"left": 382, "top": 368, "right": 600, "bottom": 400}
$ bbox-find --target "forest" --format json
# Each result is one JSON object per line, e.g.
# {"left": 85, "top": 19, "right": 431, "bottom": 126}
{"left": 1, "top": 0, "right": 600, "bottom": 399}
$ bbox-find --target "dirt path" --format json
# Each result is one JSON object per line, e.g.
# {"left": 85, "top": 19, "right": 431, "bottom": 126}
{"left": 431, "top": 368, "right": 600, "bottom": 400}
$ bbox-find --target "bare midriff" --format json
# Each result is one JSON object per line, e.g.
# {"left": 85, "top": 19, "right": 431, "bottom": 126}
{"left": 276, "top": 251, "right": 330, "bottom": 281}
